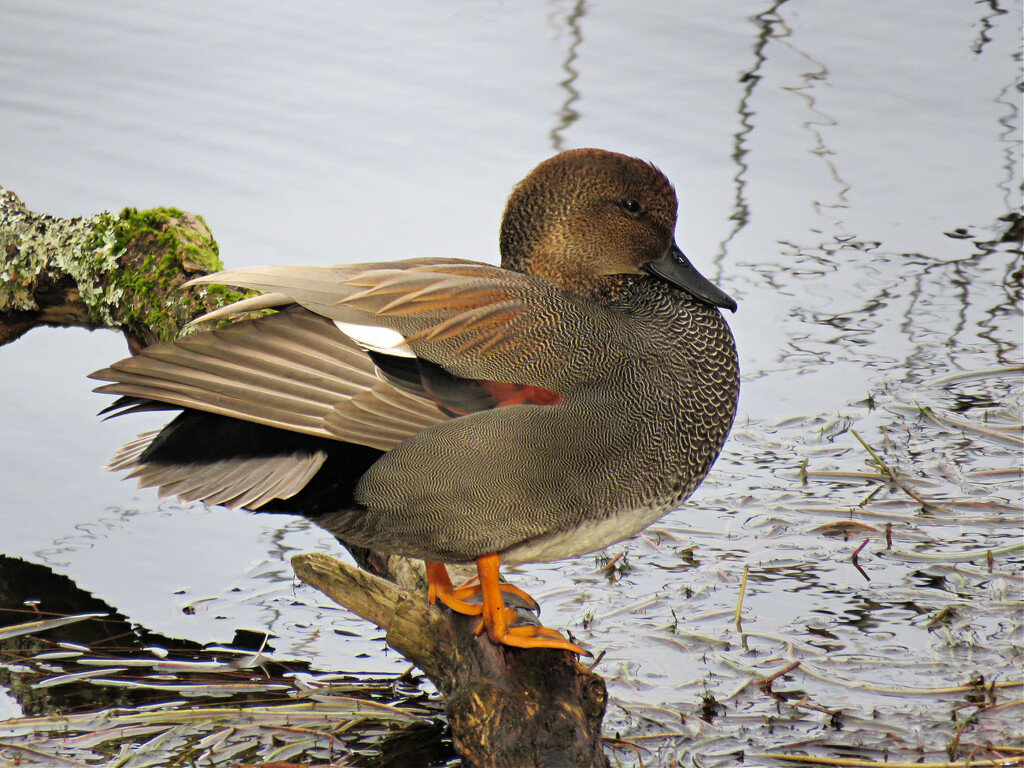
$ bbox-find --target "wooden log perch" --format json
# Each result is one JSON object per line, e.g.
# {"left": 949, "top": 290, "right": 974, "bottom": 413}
{"left": 294, "top": 553, "right": 608, "bottom": 766}
{"left": 0, "top": 185, "right": 610, "bottom": 767}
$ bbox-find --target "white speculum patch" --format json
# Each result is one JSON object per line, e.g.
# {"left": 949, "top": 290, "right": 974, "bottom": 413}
{"left": 334, "top": 320, "right": 415, "bottom": 357}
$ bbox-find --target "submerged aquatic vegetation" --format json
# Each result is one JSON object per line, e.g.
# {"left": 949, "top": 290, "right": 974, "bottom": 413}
{"left": 598, "top": 362, "right": 1023, "bottom": 766}
{"left": 0, "top": 614, "right": 451, "bottom": 767}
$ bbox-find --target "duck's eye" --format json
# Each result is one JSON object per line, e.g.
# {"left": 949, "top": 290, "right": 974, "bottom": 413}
{"left": 620, "top": 198, "right": 643, "bottom": 215}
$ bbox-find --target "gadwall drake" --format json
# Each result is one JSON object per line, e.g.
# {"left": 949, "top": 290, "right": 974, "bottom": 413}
{"left": 91, "top": 148, "right": 739, "bottom": 655}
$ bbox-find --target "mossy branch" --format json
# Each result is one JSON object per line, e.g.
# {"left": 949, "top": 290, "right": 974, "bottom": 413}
{"left": 0, "top": 185, "right": 244, "bottom": 349}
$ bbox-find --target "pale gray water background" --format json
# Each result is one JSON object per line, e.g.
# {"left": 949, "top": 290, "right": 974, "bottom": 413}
{"left": 0, "top": 1, "right": 1021, "bottom": 764}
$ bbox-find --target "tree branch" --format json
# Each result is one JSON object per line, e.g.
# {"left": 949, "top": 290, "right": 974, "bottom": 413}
{"left": 0, "top": 185, "right": 236, "bottom": 350}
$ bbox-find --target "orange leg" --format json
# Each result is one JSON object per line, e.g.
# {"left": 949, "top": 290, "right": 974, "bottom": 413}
{"left": 425, "top": 561, "right": 540, "bottom": 614}
{"left": 425, "top": 561, "right": 485, "bottom": 615}
{"left": 475, "top": 552, "right": 590, "bottom": 656}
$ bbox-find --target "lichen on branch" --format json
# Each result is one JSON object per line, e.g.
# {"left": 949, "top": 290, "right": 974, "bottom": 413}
{"left": 0, "top": 186, "right": 245, "bottom": 347}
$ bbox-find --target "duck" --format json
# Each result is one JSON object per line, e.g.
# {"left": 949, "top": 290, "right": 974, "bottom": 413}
{"left": 90, "top": 148, "right": 740, "bottom": 656}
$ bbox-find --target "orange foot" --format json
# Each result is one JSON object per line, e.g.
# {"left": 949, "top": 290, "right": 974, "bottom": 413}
{"left": 425, "top": 561, "right": 539, "bottom": 614}
{"left": 424, "top": 556, "right": 590, "bottom": 656}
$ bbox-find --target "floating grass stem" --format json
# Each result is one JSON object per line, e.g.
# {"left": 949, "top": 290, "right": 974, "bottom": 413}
{"left": 734, "top": 564, "right": 749, "bottom": 629}
{"left": 759, "top": 753, "right": 1024, "bottom": 767}
{"left": 850, "top": 428, "right": 949, "bottom": 512}
{"left": 916, "top": 402, "right": 1024, "bottom": 447}
{"left": 752, "top": 660, "right": 801, "bottom": 687}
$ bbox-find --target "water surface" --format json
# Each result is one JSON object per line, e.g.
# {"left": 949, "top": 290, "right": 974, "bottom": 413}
{"left": 1, "top": 1, "right": 1020, "bottom": 765}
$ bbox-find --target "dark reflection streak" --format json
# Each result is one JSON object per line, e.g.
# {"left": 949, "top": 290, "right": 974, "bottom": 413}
{"left": 716, "top": 1, "right": 789, "bottom": 267}
{"left": 971, "top": 0, "right": 1007, "bottom": 55}
{"left": 975, "top": 247, "right": 1022, "bottom": 366}
{"left": 772, "top": 27, "right": 851, "bottom": 230}
{"left": 260, "top": 519, "right": 310, "bottom": 644}
{"left": 814, "top": 291, "right": 893, "bottom": 331}
{"left": 548, "top": 0, "right": 587, "bottom": 152}
{"left": 808, "top": 240, "right": 1022, "bottom": 377}
{"left": 946, "top": 261, "right": 971, "bottom": 367}
{"left": 898, "top": 263, "right": 941, "bottom": 381}
{"left": 976, "top": 0, "right": 1022, "bottom": 214}
{"left": 993, "top": 78, "right": 1021, "bottom": 212}
{"left": 882, "top": 259, "right": 952, "bottom": 379}
{"left": 946, "top": 246, "right": 1018, "bottom": 368}
{"left": 0, "top": 554, "right": 292, "bottom": 716}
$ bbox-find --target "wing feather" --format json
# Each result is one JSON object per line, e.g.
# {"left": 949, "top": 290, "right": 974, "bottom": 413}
{"left": 91, "top": 306, "right": 449, "bottom": 451}
{"left": 127, "top": 452, "right": 328, "bottom": 510}
{"left": 94, "top": 257, "right": 627, "bottom": 515}
{"left": 185, "top": 259, "right": 619, "bottom": 392}
{"left": 97, "top": 258, "right": 623, "bottom": 461}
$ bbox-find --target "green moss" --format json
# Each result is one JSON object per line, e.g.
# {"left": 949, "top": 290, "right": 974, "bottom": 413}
{"left": 0, "top": 193, "right": 253, "bottom": 344}
{"left": 84, "top": 206, "right": 242, "bottom": 342}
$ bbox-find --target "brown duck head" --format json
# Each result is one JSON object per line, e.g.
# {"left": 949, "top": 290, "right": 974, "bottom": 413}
{"left": 499, "top": 147, "right": 736, "bottom": 311}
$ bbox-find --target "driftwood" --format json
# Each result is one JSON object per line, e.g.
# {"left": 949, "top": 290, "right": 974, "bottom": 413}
{"left": 0, "top": 185, "right": 610, "bottom": 767}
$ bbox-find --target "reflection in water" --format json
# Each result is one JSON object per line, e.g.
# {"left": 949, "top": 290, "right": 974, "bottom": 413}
{"left": 995, "top": 86, "right": 1022, "bottom": 210}
{"left": 753, "top": 219, "right": 1020, "bottom": 388}
{"left": 972, "top": 0, "right": 1010, "bottom": 54}
{"left": 0, "top": 1, "right": 1019, "bottom": 764}
{"left": 754, "top": 1, "right": 853, "bottom": 233}
{"left": 976, "top": 227, "right": 1024, "bottom": 366}
{"left": 719, "top": 2, "right": 786, "bottom": 261}
{"left": 0, "top": 555, "right": 453, "bottom": 765}
{"left": 34, "top": 506, "right": 146, "bottom": 566}
{"left": 835, "top": 595, "right": 886, "bottom": 634}
{"left": 548, "top": 0, "right": 587, "bottom": 151}
{"left": 0, "top": 555, "right": 292, "bottom": 714}
{"left": 763, "top": 15, "right": 853, "bottom": 231}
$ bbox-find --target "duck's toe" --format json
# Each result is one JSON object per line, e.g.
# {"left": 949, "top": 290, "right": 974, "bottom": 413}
{"left": 452, "top": 578, "right": 541, "bottom": 613}
{"left": 497, "top": 624, "right": 591, "bottom": 656}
